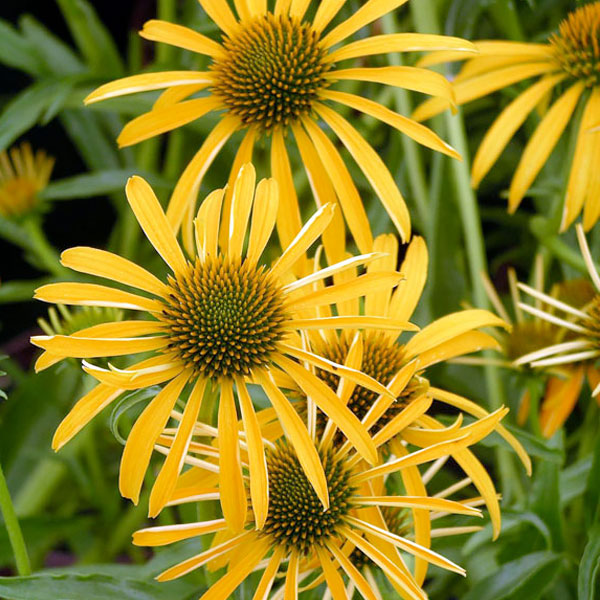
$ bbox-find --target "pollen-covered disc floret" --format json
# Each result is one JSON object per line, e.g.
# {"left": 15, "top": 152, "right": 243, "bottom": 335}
{"left": 160, "top": 256, "right": 287, "bottom": 378}
{"left": 315, "top": 333, "right": 421, "bottom": 435}
{"left": 211, "top": 14, "right": 331, "bottom": 131}
{"left": 261, "top": 444, "right": 354, "bottom": 553}
{"left": 550, "top": 1, "right": 600, "bottom": 86}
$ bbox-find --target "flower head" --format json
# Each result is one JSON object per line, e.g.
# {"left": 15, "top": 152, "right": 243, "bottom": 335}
{"left": 414, "top": 2, "right": 600, "bottom": 231}
{"left": 84, "top": 0, "right": 476, "bottom": 255}
{"left": 133, "top": 380, "right": 509, "bottom": 600}
{"left": 0, "top": 143, "right": 54, "bottom": 218}
{"left": 514, "top": 225, "right": 600, "bottom": 420}
{"left": 31, "top": 164, "right": 405, "bottom": 528}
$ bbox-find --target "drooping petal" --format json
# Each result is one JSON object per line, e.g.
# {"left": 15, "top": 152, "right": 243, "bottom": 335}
{"left": 133, "top": 519, "right": 227, "bottom": 547}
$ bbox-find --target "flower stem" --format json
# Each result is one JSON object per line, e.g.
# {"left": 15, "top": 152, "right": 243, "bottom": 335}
{"left": 0, "top": 462, "right": 31, "bottom": 576}
{"left": 22, "top": 218, "right": 69, "bottom": 278}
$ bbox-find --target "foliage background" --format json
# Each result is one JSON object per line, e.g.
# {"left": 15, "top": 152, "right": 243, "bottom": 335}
{"left": 0, "top": 0, "right": 598, "bottom": 598}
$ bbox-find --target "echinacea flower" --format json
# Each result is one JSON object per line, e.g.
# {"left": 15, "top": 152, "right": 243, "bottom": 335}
{"left": 286, "top": 233, "right": 530, "bottom": 541}
{"left": 133, "top": 385, "right": 509, "bottom": 600}
{"left": 30, "top": 164, "right": 408, "bottom": 530}
{"left": 413, "top": 2, "right": 600, "bottom": 231}
{"left": 84, "top": 0, "right": 476, "bottom": 256}
{"left": 0, "top": 142, "right": 54, "bottom": 218}
{"left": 472, "top": 260, "right": 596, "bottom": 437}
{"left": 514, "top": 225, "right": 600, "bottom": 405}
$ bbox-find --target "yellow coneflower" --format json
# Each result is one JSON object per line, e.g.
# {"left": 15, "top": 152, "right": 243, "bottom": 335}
{"left": 133, "top": 386, "right": 508, "bottom": 600}
{"left": 30, "top": 164, "right": 410, "bottom": 531}
{"left": 514, "top": 225, "right": 600, "bottom": 409}
{"left": 413, "top": 2, "right": 600, "bottom": 231}
{"left": 284, "top": 233, "right": 530, "bottom": 545}
{"left": 0, "top": 143, "right": 54, "bottom": 218}
{"left": 84, "top": 0, "right": 477, "bottom": 256}
{"left": 474, "top": 258, "right": 595, "bottom": 437}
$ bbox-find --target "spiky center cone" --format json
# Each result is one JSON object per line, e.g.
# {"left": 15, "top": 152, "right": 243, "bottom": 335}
{"left": 550, "top": 2, "right": 600, "bottom": 86}
{"left": 211, "top": 14, "right": 331, "bottom": 131}
{"left": 261, "top": 444, "right": 354, "bottom": 553}
{"left": 0, "top": 178, "right": 37, "bottom": 217}
{"left": 504, "top": 321, "right": 559, "bottom": 362}
{"left": 310, "top": 333, "right": 426, "bottom": 442}
{"left": 160, "top": 256, "right": 287, "bottom": 379}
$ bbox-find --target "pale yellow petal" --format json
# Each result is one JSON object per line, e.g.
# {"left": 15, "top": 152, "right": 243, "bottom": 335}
{"left": 195, "top": 188, "right": 225, "bottom": 259}
{"left": 119, "top": 371, "right": 191, "bottom": 504}
{"left": 417, "top": 330, "right": 500, "bottom": 368}
{"left": 133, "top": 518, "right": 226, "bottom": 547}
{"left": 126, "top": 175, "right": 188, "bottom": 274}
{"left": 247, "top": 179, "right": 278, "bottom": 265}
{"left": 228, "top": 163, "right": 256, "bottom": 259}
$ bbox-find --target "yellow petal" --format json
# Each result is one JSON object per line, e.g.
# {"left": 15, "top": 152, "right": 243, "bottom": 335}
{"left": 246, "top": 178, "right": 278, "bottom": 265}
{"left": 404, "top": 309, "right": 508, "bottom": 360}
{"left": 284, "top": 551, "right": 299, "bottom": 600}
{"left": 509, "top": 82, "right": 585, "bottom": 213}
{"left": 329, "top": 33, "right": 476, "bottom": 62}
{"left": 31, "top": 334, "right": 167, "bottom": 358}
{"left": 228, "top": 163, "right": 256, "bottom": 259}
{"left": 61, "top": 246, "right": 170, "bottom": 298}
{"left": 218, "top": 380, "right": 247, "bottom": 533}
{"left": 220, "top": 128, "right": 257, "bottom": 251}
{"left": 34, "top": 282, "right": 163, "bottom": 312}
{"left": 300, "top": 117, "right": 373, "bottom": 254}
{"left": 316, "top": 104, "right": 411, "bottom": 242}
{"left": 289, "top": 0, "right": 310, "bottom": 18}
{"left": 270, "top": 203, "right": 336, "bottom": 279}
{"left": 246, "top": 0, "right": 266, "bottom": 17}
{"left": 275, "top": 355, "right": 378, "bottom": 464}
{"left": 83, "top": 360, "right": 183, "bottom": 390}
{"left": 126, "top": 175, "right": 188, "bottom": 274}
{"left": 199, "top": 536, "right": 271, "bottom": 600}
{"left": 354, "top": 495, "right": 481, "bottom": 516}
{"left": 197, "top": 0, "right": 239, "bottom": 36}
{"left": 312, "top": 0, "right": 347, "bottom": 33}
{"left": 326, "top": 542, "right": 380, "bottom": 600}
{"left": 287, "top": 272, "right": 403, "bottom": 310}
{"left": 388, "top": 236, "right": 428, "bottom": 323}
{"left": 257, "top": 370, "right": 329, "bottom": 509}
{"left": 84, "top": 71, "right": 213, "bottom": 104}
{"left": 417, "top": 330, "right": 500, "bottom": 369}
{"left": 157, "top": 531, "right": 250, "bottom": 581}
{"left": 472, "top": 74, "right": 565, "bottom": 189}
{"left": 153, "top": 84, "right": 208, "bottom": 110}
{"left": 252, "top": 546, "right": 286, "bottom": 600}
{"left": 149, "top": 377, "right": 206, "bottom": 517}
{"left": 413, "top": 61, "right": 558, "bottom": 122}
{"left": 140, "top": 20, "right": 224, "bottom": 57}
{"left": 236, "top": 378, "right": 269, "bottom": 529}
{"left": 119, "top": 371, "right": 190, "bottom": 504}
{"left": 328, "top": 66, "right": 455, "bottom": 106}
{"left": 52, "top": 384, "right": 122, "bottom": 451}
{"left": 118, "top": 97, "right": 222, "bottom": 147}
{"left": 315, "top": 547, "right": 348, "bottom": 600}
{"left": 270, "top": 127, "right": 303, "bottom": 252}
{"left": 562, "top": 89, "right": 600, "bottom": 231}
{"left": 322, "top": 90, "right": 460, "bottom": 160}
{"left": 583, "top": 132, "right": 600, "bottom": 231}
{"left": 371, "top": 395, "right": 433, "bottom": 448}
{"left": 287, "top": 315, "right": 417, "bottom": 331}
{"left": 167, "top": 116, "right": 239, "bottom": 233}
{"left": 321, "top": 0, "right": 410, "bottom": 48}
{"left": 365, "top": 234, "right": 399, "bottom": 317}
{"left": 133, "top": 518, "right": 226, "bottom": 547}
{"left": 195, "top": 188, "right": 225, "bottom": 259}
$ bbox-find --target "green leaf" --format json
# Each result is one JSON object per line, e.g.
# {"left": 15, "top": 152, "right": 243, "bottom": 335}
{"left": 560, "top": 456, "right": 592, "bottom": 507}
{"left": 0, "top": 19, "right": 43, "bottom": 76}
{"left": 462, "top": 552, "right": 563, "bottom": 600}
{"left": 585, "top": 435, "right": 600, "bottom": 526}
{"left": 0, "top": 81, "right": 70, "bottom": 151}
{"left": 0, "top": 278, "right": 56, "bottom": 304}
{"left": 19, "top": 15, "right": 85, "bottom": 76}
{"left": 0, "top": 572, "right": 197, "bottom": 600}
{"left": 55, "top": 0, "right": 124, "bottom": 77}
{"left": 503, "top": 423, "right": 565, "bottom": 463}
{"left": 579, "top": 523, "right": 600, "bottom": 600}
{"left": 40, "top": 170, "right": 173, "bottom": 201}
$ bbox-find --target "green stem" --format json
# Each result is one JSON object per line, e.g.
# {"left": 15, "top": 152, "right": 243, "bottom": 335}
{"left": 0, "top": 462, "right": 31, "bottom": 576}
{"left": 488, "top": 0, "right": 525, "bottom": 40}
{"left": 157, "top": 0, "right": 177, "bottom": 64}
{"left": 22, "top": 219, "right": 69, "bottom": 278}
